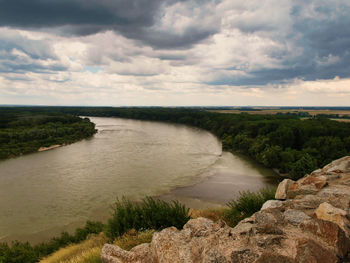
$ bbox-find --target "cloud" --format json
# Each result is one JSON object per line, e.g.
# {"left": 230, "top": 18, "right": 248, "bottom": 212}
{"left": 0, "top": 0, "right": 219, "bottom": 49}
{"left": 0, "top": 28, "right": 68, "bottom": 74}
{"left": 0, "top": 0, "right": 350, "bottom": 106}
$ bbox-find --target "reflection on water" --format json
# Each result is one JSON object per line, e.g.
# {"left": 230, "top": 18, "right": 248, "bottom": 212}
{"left": 0, "top": 117, "right": 277, "bottom": 243}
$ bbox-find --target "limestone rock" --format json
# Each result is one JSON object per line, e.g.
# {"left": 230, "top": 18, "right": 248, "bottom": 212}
{"left": 283, "top": 209, "right": 310, "bottom": 226}
{"left": 300, "top": 218, "right": 350, "bottom": 257}
{"left": 230, "top": 249, "right": 258, "bottom": 263}
{"left": 102, "top": 156, "right": 350, "bottom": 263}
{"left": 275, "top": 179, "right": 294, "bottom": 200}
{"left": 322, "top": 156, "right": 350, "bottom": 173}
{"left": 295, "top": 238, "right": 338, "bottom": 263}
{"left": 300, "top": 174, "right": 328, "bottom": 189}
{"left": 101, "top": 243, "right": 154, "bottom": 263}
{"left": 255, "top": 251, "right": 294, "bottom": 263}
{"left": 286, "top": 174, "right": 328, "bottom": 199}
{"left": 261, "top": 200, "right": 283, "bottom": 210}
{"left": 315, "top": 202, "right": 350, "bottom": 232}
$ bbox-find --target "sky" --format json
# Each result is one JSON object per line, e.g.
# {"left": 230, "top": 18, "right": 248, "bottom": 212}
{"left": 0, "top": 0, "right": 350, "bottom": 106}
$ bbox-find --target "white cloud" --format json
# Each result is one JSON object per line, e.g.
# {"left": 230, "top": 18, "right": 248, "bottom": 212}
{"left": 0, "top": 0, "right": 349, "bottom": 106}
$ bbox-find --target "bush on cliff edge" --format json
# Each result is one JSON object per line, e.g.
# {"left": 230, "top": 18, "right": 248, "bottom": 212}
{"left": 106, "top": 197, "right": 190, "bottom": 240}
{"left": 223, "top": 187, "right": 276, "bottom": 227}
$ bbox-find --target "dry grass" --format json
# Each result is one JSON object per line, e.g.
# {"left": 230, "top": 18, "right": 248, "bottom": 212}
{"left": 39, "top": 233, "right": 107, "bottom": 263}
{"left": 190, "top": 207, "right": 228, "bottom": 222}
{"left": 331, "top": 118, "right": 350, "bottom": 123}
{"left": 113, "top": 230, "right": 155, "bottom": 251}
{"left": 39, "top": 230, "right": 155, "bottom": 263}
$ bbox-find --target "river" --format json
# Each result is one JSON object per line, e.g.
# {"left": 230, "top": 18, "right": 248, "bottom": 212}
{"left": 0, "top": 117, "right": 278, "bottom": 243}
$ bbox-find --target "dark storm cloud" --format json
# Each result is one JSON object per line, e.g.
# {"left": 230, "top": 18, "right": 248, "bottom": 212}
{"left": 1, "top": 0, "right": 349, "bottom": 86}
{"left": 209, "top": 1, "right": 350, "bottom": 86}
{"left": 0, "top": 0, "right": 218, "bottom": 49}
{"left": 0, "top": 0, "right": 157, "bottom": 28}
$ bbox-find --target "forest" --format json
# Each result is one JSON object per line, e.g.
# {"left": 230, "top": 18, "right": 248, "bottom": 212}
{"left": 51, "top": 106, "right": 350, "bottom": 180}
{"left": 0, "top": 107, "right": 97, "bottom": 159}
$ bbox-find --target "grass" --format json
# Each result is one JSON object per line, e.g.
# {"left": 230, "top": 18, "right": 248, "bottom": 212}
{"left": 39, "top": 230, "right": 155, "bottom": 263}
{"left": 190, "top": 207, "right": 228, "bottom": 222}
{"left": 106, "top": 197, "right": 190, "bottom": 240}
{"left": 114, "top": 230, "right": 154, "bottom": 251}
{"left": 39, "top": 233, "right": 106, "bottom": 263}
{"left": 223, "top": 187, "right": 276, "bottom": 227}
{"left": 190, "top": 187, "right": 276, "bottom": 227}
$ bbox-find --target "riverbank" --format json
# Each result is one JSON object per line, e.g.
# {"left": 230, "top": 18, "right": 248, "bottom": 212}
{"left": 0, "top": 109, "right": 97, "bottom": 160}
{"left": 38, "top": 145, "right": 62, "bottom": 152}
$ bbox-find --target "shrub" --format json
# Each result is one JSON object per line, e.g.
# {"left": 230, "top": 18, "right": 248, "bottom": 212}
{"left": 106, "top": 197, "right": 190, "bottom": 240}
{"left": 114, "top": 230, "right": 154, "bottom": 251}
{"left": 223, "top": 187, "right": 276, "bottom": 227}
{"left": 0, "top": 221, "right": 105, "bottom": 263}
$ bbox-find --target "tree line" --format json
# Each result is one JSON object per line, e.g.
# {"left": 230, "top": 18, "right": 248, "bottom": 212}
{"left": 0, "top": 108, "right": 97, "bottom": 159}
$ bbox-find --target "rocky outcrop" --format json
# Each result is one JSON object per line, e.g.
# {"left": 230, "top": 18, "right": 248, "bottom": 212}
{"left": 102, "top": 156, "right": 350, "bottom": 263}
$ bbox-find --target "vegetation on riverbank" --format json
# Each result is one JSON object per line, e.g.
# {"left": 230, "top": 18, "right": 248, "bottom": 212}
{"left": 223, "top": 187, "right": 276, "bottom": 226}
{"left": 106, "top": 197, "right": 190, "bottom": 240}
{"left": 0, "top": 188, "right": 275, "bottom": 263}
{"left": 0, "top": 108, "right": 96, "bottom": 160}
{"left": 0, "top": 221, "right": 104, "bottom": 263}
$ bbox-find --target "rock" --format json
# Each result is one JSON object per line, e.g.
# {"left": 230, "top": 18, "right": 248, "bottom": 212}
{"left": 275, "top": 179, "right": 294, "bottom": 200}
{"left": 323, "top": 172, "right": 342, "bottom": 181}
{"left": 151, "top": 227, "right": 193, "bottom": 263}
{"left": 282, "top": 174, "right": 329, "bottom": 200}
{"left": 254, "top": 235, "right": 284, "bottom": 247}
{"left": 318, "top": 184, "right": 350, "bottom": 210}
{"left": 289, "top": 195, "right": 324, "bottom": 210}
{"left": 322, "top": 156, "right": 350, "bottom": 173}
{"left": 295, "top": 238, "right": 338, "bottom": 263}
{"left": 300, "top": 175, "right": 327, "bottom": 189}
{"left": 255, "top": 251, "right": 294, "bottom": 263}
{"left": 232, "top": 222, "right": 253, "bottom": 235}
{"left": 261, "top": 200, "right": 283, "bottom": 210}
{"left": 184, "top": 217, "right": 215, "bottom": 237}
{"left": 300, "top": 218, "right": 350, "bottom": 257}
{"left": 102, "top": 157, "right": 350, "bottom": 263}
{"left": 255, "top": 211, "right": 277, "bottom": 226}
{"left": 283, "top": 209, "right": 310, "bottom": 226}
{"left": 315, "top": 202, "right": 350, "bottom": 232}
{"left": 101, "top": 243, "right": 154, "bottom": 263}
{"left": 230, "top": 249, "right": 258, "bottom": 263}
{"left": 203, "top": 249, "right": 227, "bottom": 263}
{"left": 287, "top": 183, "right": 319, "bottom": 199}
{"left": 254, "top": 211, "right": 284, "bottom": 235}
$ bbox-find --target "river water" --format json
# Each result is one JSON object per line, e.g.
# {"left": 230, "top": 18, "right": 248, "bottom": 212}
{"left": 0, "top": 117, "right": 278, "bottom": 243}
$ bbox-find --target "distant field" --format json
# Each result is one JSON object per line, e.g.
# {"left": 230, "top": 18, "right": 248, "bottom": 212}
{"left": 331, "top": 118, "right": 350, "bottom": 122}
{"left": 209, "top": 109, "right": 350, "bottom": 117}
